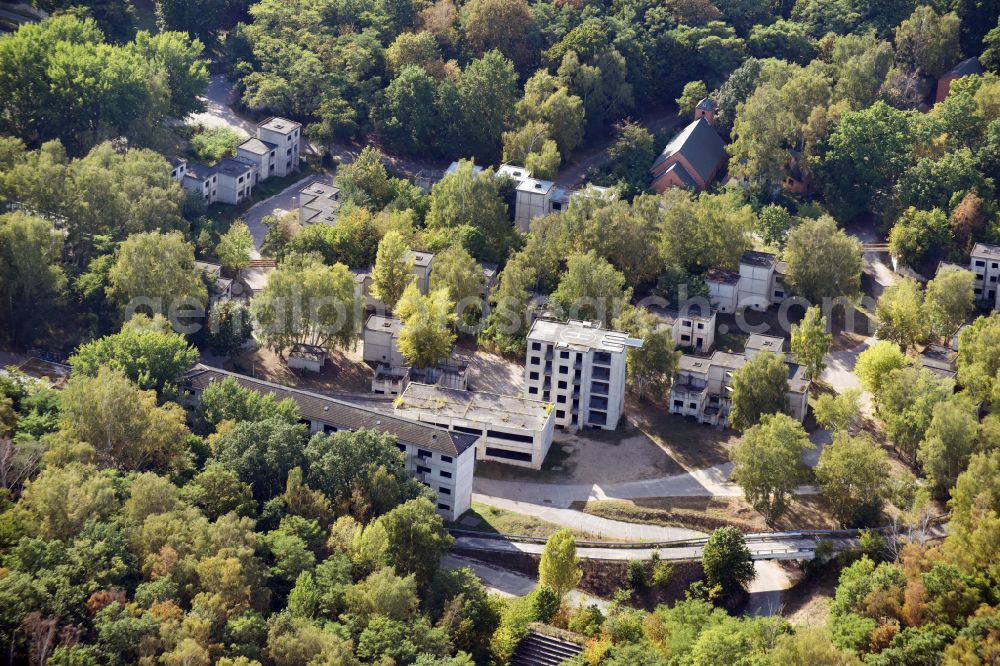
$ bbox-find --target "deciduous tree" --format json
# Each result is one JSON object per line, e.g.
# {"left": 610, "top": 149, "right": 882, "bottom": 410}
{"left": 370, "top": 231, "right": 414, "bottom": 313}
{"left": 60, "top": 368, "right": 190, "bottom": 472}
{"left": 728, "top": 351, "right": 789, "bottom": 431}
{"left": 217, "top": 221, "right": 254, "bottom": 279}
{"left": 538, "top": 530, "right": 582, "bottom": 598}
{"left": 732, "top": 413, "right": 812, "bottom": 524}
{"left": 816, "top": 433, "right": 891, "bottom": 527}
{"left": 701, "top": 527, "right": 755, "bottom": 594}
{"left": 250, "top": 256, "right": 360, "bottom": 354}
{"left": 791, "top": 306, "right": 832, "bottom": 381}
{"left": 875, "top": 278, "right": 926, "bottom": 349}
{"left": 784, "top": 216, "right": 863, "bottom": 302}
{"left": 855, "top": 340, "right": 909, "bottom": 396}
{"left": 396, "top": 284, "right": 457, "bottom": 369}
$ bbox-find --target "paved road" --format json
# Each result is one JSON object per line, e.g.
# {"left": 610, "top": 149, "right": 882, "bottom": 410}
{"left": 187, "top": 74, "right": 256, "bottom": 138}
{"left": 242, "top": 175, "right": 319, "bottom": 258}
{"left": 746, "top": 560, "right": 793, "bottom": 617}
{"left": 441, "top": 553, "right": 610, "bottom": 610}
{"left": 473, "top": 494, "right": 705, "bottom": 541}
{"left": 474, "top": 463, "right": 818, "bottom": 509}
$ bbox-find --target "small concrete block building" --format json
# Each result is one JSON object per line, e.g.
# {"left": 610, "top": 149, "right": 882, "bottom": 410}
{"left": 184, "top": 365, "right": 476, "bottom": 520}
{"left": 286, "top": 344, "right": 326, "bottom": 373}
{"left": 363, "top": 315, "right": 405, "bottom": 368}
{"left": 394, "top": 382, "right": 556, "bottom": 469}
{"left": 524, "top": 318, "right": 641, "bottom": 431}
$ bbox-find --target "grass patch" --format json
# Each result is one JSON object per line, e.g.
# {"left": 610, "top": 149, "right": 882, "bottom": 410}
{"left": 452, "top": 502, "right": 606, "bottom": 541}
{"left": 572, "top": 495, "right": 840, "bottom": 534}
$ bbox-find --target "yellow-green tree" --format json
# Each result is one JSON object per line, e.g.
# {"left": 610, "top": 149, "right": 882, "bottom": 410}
{"left": 538, "top": 529, "right": 582, "bottom": 598}
{"left": 396, "top": 284, "right": 456, "bottom": 369}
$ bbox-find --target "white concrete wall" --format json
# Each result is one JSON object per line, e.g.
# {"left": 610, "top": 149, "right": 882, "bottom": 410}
{"left": 972, "top": 252, "right": 1000, "bottom": 309}
{"left": 215, "top": 170, "right": 253, "bottom": 205}
{"left": 363, "top": 328, "right": 404, "bottom": 367}
{"left": 708, "top": 282, "right": 737, "bottom": 313}
{"left": 259, "top": 126, "right": 300, "bottom": 177}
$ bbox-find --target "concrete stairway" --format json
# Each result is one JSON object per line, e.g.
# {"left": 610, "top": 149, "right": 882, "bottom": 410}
{"left": 511, "top": 630, "right": 583, "bottom": 666}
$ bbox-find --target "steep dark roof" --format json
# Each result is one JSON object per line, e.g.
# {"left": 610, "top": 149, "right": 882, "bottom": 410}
{"left": 654, "top": 162, "right": 698, "bottom": 188}
{"left": 184, "top": 365, "right": 478, "bottom": 456}
{"left": 944, "top": 57, "right": 983, "bottom": 78}
{"left": 651, "top": 118, "right": 726, "bottom": 184}
{"left": 696, "top": 97, "right": 717, "bottom": 110}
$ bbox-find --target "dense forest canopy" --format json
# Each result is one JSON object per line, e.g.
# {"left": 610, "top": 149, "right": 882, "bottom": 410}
{"left": 3, "top": 0, "right": 1000, "bottom": 664}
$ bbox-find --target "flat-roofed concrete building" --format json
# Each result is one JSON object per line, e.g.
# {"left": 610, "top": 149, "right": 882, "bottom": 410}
{"left": 298, "top": 180, "right": 340, "bottom": 226}
{"left": 286, "top": 343, "right": 326, "bottom": 372}
{"left": 182, "top": 162, "right": 219, "bottom": 205}
{"left": 363, "top": 315, "right": 405, "bottom": 368}
{"left": 236, "top": 137, "right": 278, "bottom": 185}
{"left": 394, "top": 382, "right": 556, "bottom": 469}
{"left": 410, "top": 250, "right": 434, "bottom": 293}
{"left": 705, "top": 251, "right": 788, "bottom": 314}
{"left": 670, "top": 334, "right": 809, "bottom": 427}
{"left": 524, "top": 318, "right": 642, "bottom": 431}
{"left": 183, "top": 365, "right": 477, "bottom": 520}
{"left": 256, "top": 117, "right": 301, "bottom": 177}
{"left": 212, "top": 158, "right": 254, "bottom": 205}
{"left": 169, "top": 156, "right": 187, "bottom": 182}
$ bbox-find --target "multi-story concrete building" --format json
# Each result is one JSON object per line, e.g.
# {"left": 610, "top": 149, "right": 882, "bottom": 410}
{"left": 971, "top": 243, "right": 1000, "bottom": 308}
{"left": 255, "top": 117, "right": 301, "bottom": 177}
{"left": 524, "top": 318, "right": 642, "bottom": 431}
{"left": 394, "top": 382, "right": 555, "bottom": 469}
{"left": 181, "top": 159, "right": 253, "bottom": 206}
{"left": 235, "top": 137, "right": 279, "bottom": 185}
{"left": 705, "top": 251, "right": 788, "bottom": 313}
{"left": 449, "top": 162, "right": 614, "bottom": 232}
{"left": 410, "top": 250, "right": 434, "bottom": 294}
{"left": 298, "top": 180, "right": 340, "bottom": 226}
{"left": 646, "top": 303, "right": 716, "bottom": 353}
{"left": 183, "top": 365, "right": 477, "bottom": 520}
{"left": 670, "top": 334, "right": 809, "bottom": 427}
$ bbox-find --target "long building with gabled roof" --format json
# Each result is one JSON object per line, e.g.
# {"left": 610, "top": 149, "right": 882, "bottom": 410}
{"left": 183, "top": 364, "right": 477, "bottom": 520}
